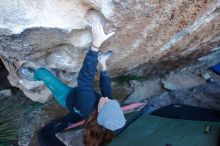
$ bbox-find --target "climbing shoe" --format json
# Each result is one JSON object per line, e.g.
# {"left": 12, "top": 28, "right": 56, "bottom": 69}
{"left": 98, "top": 51, "right": 113, "bottom": 65}
{"left": 17, "top": 62, "right": 35, "bottom": 81}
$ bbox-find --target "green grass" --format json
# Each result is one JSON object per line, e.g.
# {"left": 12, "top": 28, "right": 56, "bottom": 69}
{"left": 115, "top": 75, "right": 144, "bottom": 85}
{"left": 0, "top": 97, "right": 17, "bottom": 145}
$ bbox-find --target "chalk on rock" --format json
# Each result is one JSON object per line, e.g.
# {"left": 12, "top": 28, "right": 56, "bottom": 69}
{"left": 0, "top": 89, "right": 12, "bottom": 97}
{"left": 162, "top": 81, "right": 182, "bottom": 91}
{"left": 19, "top": 79, "right": 44, "bottom": 90}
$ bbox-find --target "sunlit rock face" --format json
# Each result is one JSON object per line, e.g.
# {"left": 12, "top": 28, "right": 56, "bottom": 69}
{"left": 0, "top": 0, "right": 220, "bottom": 102}
{"left": 106, "top": 0, "right": 220, "bottom": 75}
{"left": 0, "top": 0, "right": 113, "bottom": 102}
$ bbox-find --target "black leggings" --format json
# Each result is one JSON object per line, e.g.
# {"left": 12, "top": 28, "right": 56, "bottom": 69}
{"left": 38, "top": 112, "right": 83, "bottom": 146}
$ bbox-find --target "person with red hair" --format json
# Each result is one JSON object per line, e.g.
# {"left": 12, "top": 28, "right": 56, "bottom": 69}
{"left": 18, "top": 21, "right": 125, "bottom": 146}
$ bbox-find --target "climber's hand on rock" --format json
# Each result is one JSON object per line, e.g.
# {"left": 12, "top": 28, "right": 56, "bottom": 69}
{"left": 92, "top": 21, "right": 115, "bottom": 48}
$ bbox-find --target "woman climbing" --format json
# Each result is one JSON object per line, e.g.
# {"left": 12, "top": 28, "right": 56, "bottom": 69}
{"left": 17, "top": 21, "right": 126, "bottom": 146}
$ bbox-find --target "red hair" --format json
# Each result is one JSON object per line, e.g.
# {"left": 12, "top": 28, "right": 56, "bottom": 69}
{"left": 83, "top": 111, "right": 115, "bottom": 146}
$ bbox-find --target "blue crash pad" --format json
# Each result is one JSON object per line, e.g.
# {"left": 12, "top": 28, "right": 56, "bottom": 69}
{"left": 211, "top": 63, "right": 220, "bottom": 75}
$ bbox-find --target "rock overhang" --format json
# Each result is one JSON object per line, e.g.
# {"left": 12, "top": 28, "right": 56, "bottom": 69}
{"left": 0, "top": 0, "right": 220, "bottom": 103}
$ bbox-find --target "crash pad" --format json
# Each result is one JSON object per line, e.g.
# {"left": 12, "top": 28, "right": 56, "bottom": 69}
{"left": 211, "top": 63, "right": 220, "bottom": 75}
{"left": 109, "top": 115, "right": 220, "bottom": 146}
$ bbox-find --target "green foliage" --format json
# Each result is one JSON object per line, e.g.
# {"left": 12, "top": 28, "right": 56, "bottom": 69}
{"left": 115, "top": 75, "right": 144, "bottom": 85}
{"left": 0, "top": 97, "right": 17, "bottom": 145}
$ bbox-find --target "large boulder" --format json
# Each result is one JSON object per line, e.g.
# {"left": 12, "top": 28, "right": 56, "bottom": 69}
{"left": 0, "top": 0, "right": 220, "bottom": 102}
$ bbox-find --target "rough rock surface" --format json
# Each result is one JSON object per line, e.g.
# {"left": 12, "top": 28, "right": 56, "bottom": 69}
{"left": 0, "top": 0, "right": 220, "bottom": 102}
{"left": 0, "top": 55, "right": 219, "bottom": 146}
{"left": 148, "top": 80, "right": 220, "bottom": 111}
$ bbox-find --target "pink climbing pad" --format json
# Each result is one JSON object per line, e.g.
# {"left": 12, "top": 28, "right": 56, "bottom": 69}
{"left": 65, "top": 102, "right": 145, "bottom": 130}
